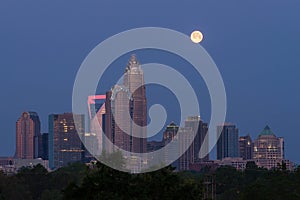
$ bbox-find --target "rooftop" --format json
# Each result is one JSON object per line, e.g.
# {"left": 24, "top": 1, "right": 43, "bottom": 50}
{"left": 259, "top": 125, "right": 275, "bottom": 136}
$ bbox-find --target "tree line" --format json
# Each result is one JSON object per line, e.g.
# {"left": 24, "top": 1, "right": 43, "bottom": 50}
{"left": 0, "top": 158, "right": 300, "bottom": 199}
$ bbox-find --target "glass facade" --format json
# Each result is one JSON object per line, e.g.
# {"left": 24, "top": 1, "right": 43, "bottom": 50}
{"left": 217, "top": 124, "right": 239, "bottom": 160}
{"left": 48, "top": 113, "right": 85, "bottom": 170}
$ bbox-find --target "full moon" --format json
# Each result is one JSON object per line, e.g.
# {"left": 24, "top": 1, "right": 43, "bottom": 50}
{"left": 190, "top": 30, "right": 203, "bottom": 43}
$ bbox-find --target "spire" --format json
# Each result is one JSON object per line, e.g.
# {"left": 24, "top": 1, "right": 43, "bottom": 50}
{"left": 130, "top": 54, "right": 138, "bottom": 64}
{"left": 125, "top": 54, "right": 140, "bottom": 72}
{"left": 168, "top": 121, "right": 178, "bottom": 127}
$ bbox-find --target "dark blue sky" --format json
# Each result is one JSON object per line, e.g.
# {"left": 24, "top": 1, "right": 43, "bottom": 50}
{"left": 1, "top": 1, "right": 300, "bottom": 163}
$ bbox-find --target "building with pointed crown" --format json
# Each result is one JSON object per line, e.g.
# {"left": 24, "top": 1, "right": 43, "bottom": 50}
{"left": 105, "top": 54, "right": 147, "bottom": 154}
{"left": 253, "top": 125, "right": 285, "bottom": 169}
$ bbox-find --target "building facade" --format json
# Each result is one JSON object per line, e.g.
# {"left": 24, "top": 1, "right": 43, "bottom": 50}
{"left": 217, "top": 123, "right": 239, "bottom": 160}
{"left": 87, "top": 95, "right": 106, "bottom": 157}
{"left": 184, "top": 116, "right": 209, "bottom": 163}
{"left": 178, "top": 127, "right": 194, "bottom": 171}
{"left": 15, "top": 112, "right": 41, "bottom": 159}
{"left": 253, "top": 125, "right": 285, "bottom": 169}
{"left": 239, "top": 135, "right": 253, "bottom": 160}
{"left": 105, "top": 55, "right": 147, "bottom": 154}
{"left": 178, "top": 117, "right": 209, "bottom": 171}
{"left": 123, "top": 54, "right": 147, "bottom": 154}
{"left": 48, "top": 113, "right": 85, "bottom": 169}
{"left": 162, "top": 122, "right": 180, "bottom": 169}
{"left": 215, "top": 157, "right": 249, "bottom": 171}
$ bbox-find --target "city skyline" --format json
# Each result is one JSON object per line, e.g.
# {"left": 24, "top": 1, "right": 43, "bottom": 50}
{"left": 5, "top": 46, "right": 299, "bottom": 165}
{"left": 1, "top": 1, "right": 300, "bottom": 165}
{"left": 1, "top": 1, "right": 300, "bottom": 199}
{"left": 10, "top": 109, "right": 296, "bottom": 166}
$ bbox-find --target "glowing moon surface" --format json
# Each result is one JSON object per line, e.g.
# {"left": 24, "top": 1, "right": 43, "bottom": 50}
{"left": 190, "top": 30, "right": 203, "bottom": 43}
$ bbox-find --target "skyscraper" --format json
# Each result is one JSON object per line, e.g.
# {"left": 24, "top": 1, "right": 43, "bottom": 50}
{"left": 217, "top": 123, "right": 239, "bottom": 160}
{"left": 178, "top": 116, "right": 209, "bottom": 171}
{"left": 105, "top": 55, "right": 147, "bottom": 154}
{"left": 15, "top": 112, "right": 41, "bottom": 159}
{"left": 123, "top": 54, "right": 147, "bottom": 154}
{"left": 162, "top": 122, "right": 180, "bottom": 169}
{"left": 48, "top": 113, "right": 85, "bottom": 169}
{"left": 105, "top": 85, "right": 133, "bottom": 153}
{"left": 239, "top": 134, "right": 253, "bottom": 160}
{"left": 178, "top": 127, "right": 193, "bottom": 171}
{"left": 184, "top": 116, "right": 209, "bottom": 163}
{"left": 87, "top": 95, "right": 106, "bottom": 156}
{"left": 253, "top": 125, "right": 285, "bottom": 169}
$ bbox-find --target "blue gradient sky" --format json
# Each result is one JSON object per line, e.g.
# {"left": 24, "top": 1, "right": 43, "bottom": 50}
{"left": 1, "top": 1, "right": 300, "bottom": 163}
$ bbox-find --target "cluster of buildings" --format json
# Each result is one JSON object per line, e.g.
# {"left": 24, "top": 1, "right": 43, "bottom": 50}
{"left": 214, "top": 124, "right": 293, "bottom": 171}
{"left": 0, "top": 55, "right": 148, "bottom": 173}
{"left": 0, "top": 55, "right": 295, "bottom": 173}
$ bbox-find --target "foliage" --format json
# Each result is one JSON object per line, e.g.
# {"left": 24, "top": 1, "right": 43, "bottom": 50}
{"left": 0, "top": 160, "right": 300, "bottom": 199}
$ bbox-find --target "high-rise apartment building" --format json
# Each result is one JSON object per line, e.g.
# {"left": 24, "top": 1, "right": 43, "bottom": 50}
{"left": 217, "top": 123, "right": 239, "bottom": 160}
{"left": 48, "top": 113, "right": 85, "bottom": 169}
{"left": 15, "top": 112, "right": 41, "bottom": 159}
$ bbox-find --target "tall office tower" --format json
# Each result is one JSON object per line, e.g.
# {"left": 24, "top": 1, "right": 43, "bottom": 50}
{"left": 217, "top": 123, "right": 239, "bottom": 160}
{"left": 123, "top": 54, "right": 147, "bottom": 153}
{"left": 239, "top": 135, "right": 253, "bottom": 160}
{"left": 253, "top": 126, "right": 285, "bottom": 169}
{"left": 15, "top": 112, "right": 41, "bottom": 159}
{"left": 178, "top": 127, "right": 194, "bottom": 171}
{"left": 87, "top": 95, "right": 106, "bottom": 156}
{"left": 184, "top": 116, "right": 209, "bottom": 163}
{"left": 162, "top": 122, "right": 179, "bottom": 169}
{"left": 105, "top": 55, "right": 147, "bottom": 154}
{"left": 105, "top": 85, "right": 133, "bottom": 153}
{"left": 48, "top": 113, "right": 85, "bottom": 169}
{"left": 177, "top": 117, "right": 209, "bottom": 171}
